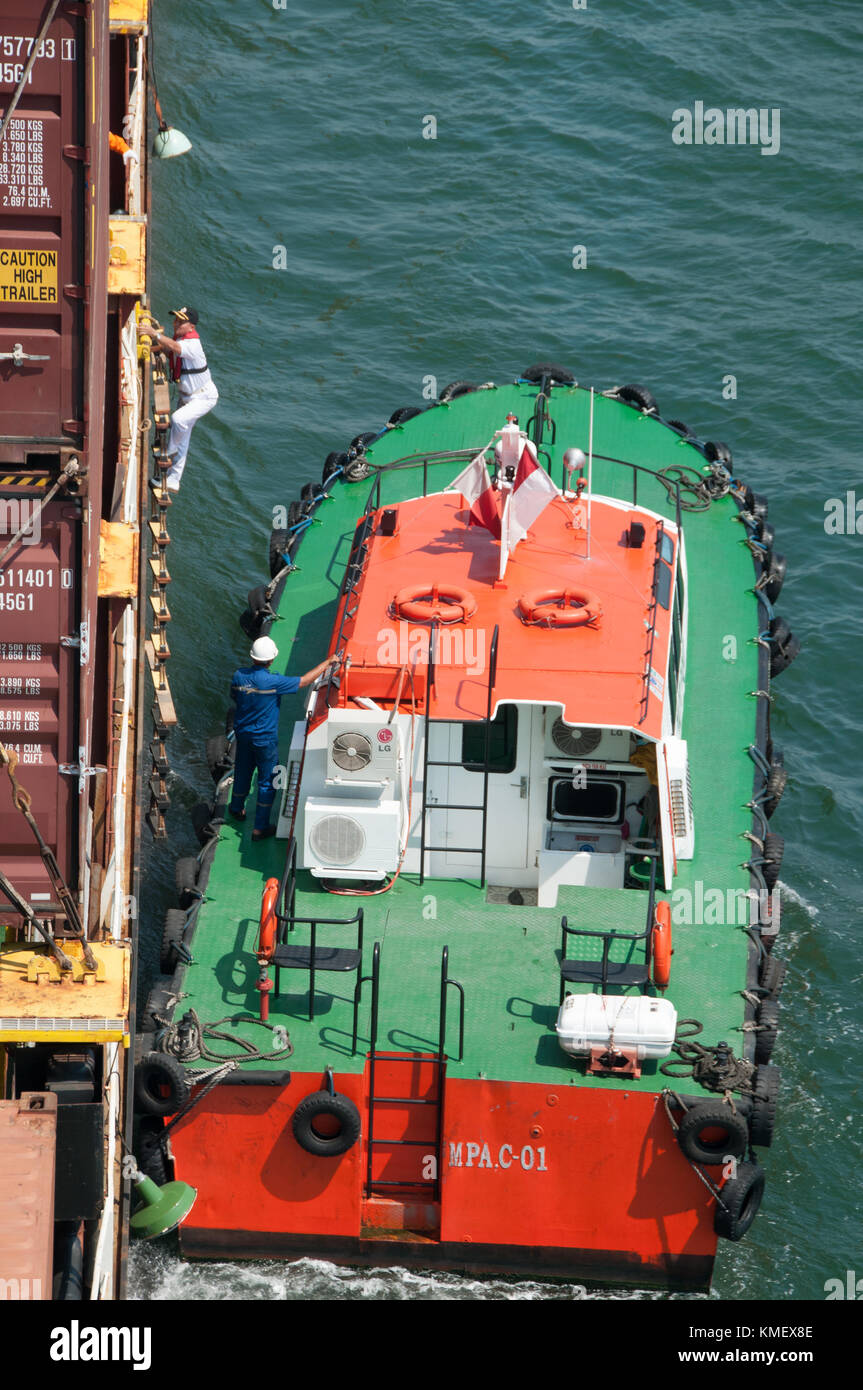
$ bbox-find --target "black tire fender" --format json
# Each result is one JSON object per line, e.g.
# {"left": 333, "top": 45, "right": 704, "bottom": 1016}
{"left": 705, "top": 440, "right": 732, "bottom": 465}
{"left": 292, "top": 1089, "right": 361, "bottom": 1158}
{"left": 387, "top": 406, "right": 424, "bottom": 427}
{"left": 616, "top": 383, "right": 657, "bottom": 414}
{"left": 754, "top": 999, "right": 780, "bottom": 1065}
{"left": 160, "top": 908, "right": 188, "bottom": 973}
{"left": 761, "top": 832, "right": 784, "bottom": 890}
{"left": 323, "top": 450, "right": 348, "bottom": 485}
{"left": 676, "top": 1101, "right": 749, "bottom": 1165}
{"left": 521, "top": 362, "right": 575, "bottom": 385}
{"left": 763, "top": 761, "right": 788, "bottom": 819}
{"left": 759, "top": 954, "right": 787, "bottom": 1000}
{"left": 714, "top": 1161, "right": 765, "bottom": 1241}
{"left": 135, "top": 1052, "right": 191, "bottom": 1118}
{"left": 137, "top": 1117, "right": 172, "bottom": 1185}
{"left": 667, "top": 419, "right": 692, "bottom": 438}
{"left": 175, "top": 856, "right": 200, "bottom": 910}
{"left": 438, "top": 381, "right": 477, "bottom": 402}
{"left": 750, "top": 1064, "right": 781, "bottom": 1147}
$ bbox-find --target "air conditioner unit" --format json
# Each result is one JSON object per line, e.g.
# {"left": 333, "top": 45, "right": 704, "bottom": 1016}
{"left": 544, "top": 714, "right": 632, "bottom": 765}
{"left": 302, "top": 797, "right": 401, "bottom": 880}
{"left": 325, "top": 708, "right": 401, "bottom": 786}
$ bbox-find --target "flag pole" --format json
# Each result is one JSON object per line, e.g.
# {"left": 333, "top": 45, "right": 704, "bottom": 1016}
{"left": 586, "top": 386, "right": 595, "bottom": 561}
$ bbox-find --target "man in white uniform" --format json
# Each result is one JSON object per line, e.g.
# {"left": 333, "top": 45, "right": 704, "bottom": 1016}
{"left": 137, "top": 306, "right": 218, "bottom": 491}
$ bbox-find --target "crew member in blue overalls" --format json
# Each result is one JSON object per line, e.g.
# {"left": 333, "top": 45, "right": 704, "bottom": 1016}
{"left": 228, "top": 636, "right": 336, "bottom": 840}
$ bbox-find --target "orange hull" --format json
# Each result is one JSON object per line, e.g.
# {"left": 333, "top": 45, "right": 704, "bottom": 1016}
{"left": 171, "top": 1068, "right": 717, "bottom": 1289}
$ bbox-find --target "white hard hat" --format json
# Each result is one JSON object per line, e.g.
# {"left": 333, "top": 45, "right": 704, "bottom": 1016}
{"left": 250, "top": 636, "right": 278, "bottom": 662}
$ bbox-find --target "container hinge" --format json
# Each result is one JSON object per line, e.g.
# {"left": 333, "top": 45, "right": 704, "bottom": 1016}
{"left": 60, "top": 620, "right": 89, "bottom": 664}
{"left": 59, "top": 762, "right": 106, "bottom": 779}
{"left": 63, "top": 284, "right": 86, "bottom": 300}
{"left": 62, "top": 419, "right": 84, "bottom": 435}
{"left": 62, "top": 144, "right": 89, "bottom": 163}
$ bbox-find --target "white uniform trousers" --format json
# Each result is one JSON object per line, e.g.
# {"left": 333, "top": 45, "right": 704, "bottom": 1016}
{"left": 167, "top": 384, "right": 219, "bottom": 489}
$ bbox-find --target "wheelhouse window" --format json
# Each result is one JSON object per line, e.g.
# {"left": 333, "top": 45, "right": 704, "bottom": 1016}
{"left": 461, "top": 705, "right": 518, "bottom": 773}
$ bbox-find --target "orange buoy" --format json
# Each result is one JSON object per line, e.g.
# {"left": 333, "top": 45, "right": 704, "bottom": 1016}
{"left": 259, "top": 876, "right": 280, "bottom": 960}
{"left": 652, "top": 900, "right": 673, "bottom": 989}
{"left": 393, "top": 583, "right": 477, "bottom": 624}
{"left": 517, "top": 588, "right": 602, "bottom": 627}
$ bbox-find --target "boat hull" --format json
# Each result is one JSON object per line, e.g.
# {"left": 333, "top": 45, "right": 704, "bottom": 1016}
{"left": 171, "top": 1070, "right": 716, "bottom": 1290}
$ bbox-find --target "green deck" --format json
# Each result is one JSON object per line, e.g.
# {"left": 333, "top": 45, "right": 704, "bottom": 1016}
{"left": 173, "top": 384, "right": 757, "bottom": 1092}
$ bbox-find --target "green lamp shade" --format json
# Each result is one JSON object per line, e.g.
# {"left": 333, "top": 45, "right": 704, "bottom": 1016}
{"left": 130, "top": 1174, "right": 197, "bottom": 1239}
{"left": 152, "top": 125, "right": 193, "bottom": 159}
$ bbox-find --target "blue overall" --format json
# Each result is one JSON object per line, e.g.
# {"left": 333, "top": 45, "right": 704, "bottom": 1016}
{"left": 228, "top": 665, "right": 301, "bottom": 831}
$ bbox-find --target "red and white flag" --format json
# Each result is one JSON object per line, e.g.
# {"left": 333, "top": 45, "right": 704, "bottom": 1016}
{"left": 449, "top": 450, "right": 501, "bottom": 538}
{"left": 499, "top": 445, "right": 559, "bottom": 577}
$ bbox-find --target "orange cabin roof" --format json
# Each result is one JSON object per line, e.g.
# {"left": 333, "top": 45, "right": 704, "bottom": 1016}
{"left": 330, "top": 489, "right": 677, "bottom": 741}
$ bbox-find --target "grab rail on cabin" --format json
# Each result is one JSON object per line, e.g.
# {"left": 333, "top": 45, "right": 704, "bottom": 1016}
{"left": 439, "top": 944, "right": 465, "bottom": 1063}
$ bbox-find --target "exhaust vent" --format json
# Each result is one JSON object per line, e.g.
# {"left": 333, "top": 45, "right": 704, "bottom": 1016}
{"left": 551, "top": 720, "right": 603, "bottom": 759}
{"left": 330, "top": 732, "right": 373, "bottom": 773}
{"left": 309, "top": 815, "right": 366, "bottom": 867}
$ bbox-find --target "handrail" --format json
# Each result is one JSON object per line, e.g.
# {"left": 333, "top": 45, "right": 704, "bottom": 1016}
{"left": 559, "top": 859, "right": 657, "bottom": 992}
{"left": 363, "top": 942, "right": 382, "bottom": 1190}
{"left": 439, "top": 945, "right": 465, "bottom": 1063}
{"left": 572, "top": 451, "right": 683, "bottom": 532}
{"left": 640, "top": 522, "right": 665, "bottom": 726}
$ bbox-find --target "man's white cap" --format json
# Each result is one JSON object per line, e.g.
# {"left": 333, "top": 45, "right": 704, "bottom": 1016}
{"left": 250, "top": 636, "right": 278, "bottom": 662}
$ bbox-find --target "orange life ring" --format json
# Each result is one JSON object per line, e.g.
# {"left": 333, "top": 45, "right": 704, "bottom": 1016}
{"left": 393, "top": 583, "right": 477, "bottom": 624}
{"left": 517, "top": 588, "right": 602, "bottom": 627}
{"left": 652, "top": 900, "right": 673, "bottom": 989}
{"left": 259, "top": 876, "right": 280, "bottom": 960}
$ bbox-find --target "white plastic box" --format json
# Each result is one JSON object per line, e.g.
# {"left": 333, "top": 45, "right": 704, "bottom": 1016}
{"left": 555, "top": 993, "right": 678, "bottom": 1061}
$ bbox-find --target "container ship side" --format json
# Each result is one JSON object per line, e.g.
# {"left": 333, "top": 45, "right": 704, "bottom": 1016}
{"left": 0, "top": 0, "right": 159, "bottom": 1300}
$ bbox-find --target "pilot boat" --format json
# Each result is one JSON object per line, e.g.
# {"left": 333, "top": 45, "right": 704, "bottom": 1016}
{"left": 136, "top": 365, "right": 798, "bottom": 1289}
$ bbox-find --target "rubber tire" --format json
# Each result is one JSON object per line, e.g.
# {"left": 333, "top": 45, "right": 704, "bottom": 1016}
{"left": 714, "top": 1161, "right": 765, "bottom": 1241}
{"left": 269, "top": 529, "right": 290, "bottom": 579}
{"left": 762, "top": 832, "right": 784, "bottom": 890}
{"left": 763, "top": 552, "right": 787, "bottom": 604}
{"left": 754, "top": 999, "right": 780, "bottom": 1064}
{"left": 751, "top": 491, "right": 769, "bottom": 522}
{"left": 764, "top": 762, "right": 788, "bottom": 819}
{"left": 667, "top": 419, "right": 692, "bottom": 437}
{"left": 616, "top": 383, "right": 657, "bottom": 414}
{"left": 174, "top": 856, "right": 199, "bottom": 909}
{"left": 387, "top": 405, "right": 423, "bottom": 427}
{"left": 205, "top": 733, "right": 232, "bottom": 783}
{"left": 760, "top": 954, "right": 787, "bottom": 999}
{"left": 323, "top": 450, "right": 348, "bottom": 485}
{"left": 160, "top": 908, "right": 187, "bottom": 973}
{"left": 676, "top": 1102, "right": 749, "bottom": 1165}
{"left": 348, "top": 431, "right": 378, "bottom": 456}
{"left": 439, "top": 381, "right": 477, "bottom": 402}
{"left": 770, "top": 633, "right": 800, "bottom": 677}
{"left": 135, "top": 1052, "right": 190, "bottom": 1118}
{"left": 137, "top": 1117, "right": 171, "bottom": 1185}
{"left": 521, "top": 362, "right": 575, "bottom": 385}
{"left": 755, "top": 519, "right": 775, "bottom": 549}
{"left": 705, "top": 440, "right": 732, "bottom": 465}
{"left": 292, "top": 1090, "right": 361, "bottom": 1158}
{"left": 191, "top": 801, "right": 218, "bottom": 846}
{"left": 142, "top": 975, "right": 176, "bottom": 1031}
{"left": 300, "top": 482, "right": 319, "bottom": 516}
{"left": 750, "top": 1064, "right": 780, "bottom": 1147}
